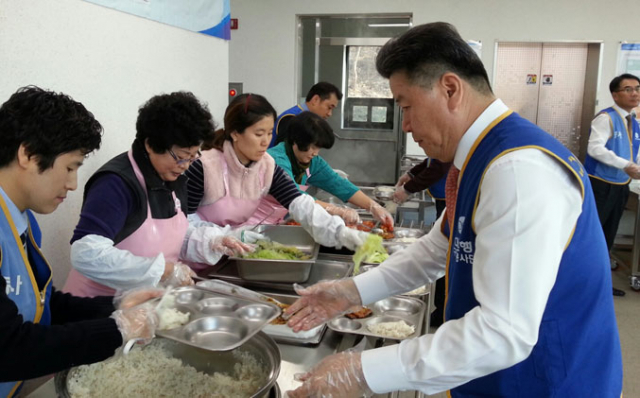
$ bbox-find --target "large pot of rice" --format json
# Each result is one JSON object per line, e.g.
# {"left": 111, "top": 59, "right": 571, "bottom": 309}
{"left": 55, "top": 331, "right": 280, "bottom": 398}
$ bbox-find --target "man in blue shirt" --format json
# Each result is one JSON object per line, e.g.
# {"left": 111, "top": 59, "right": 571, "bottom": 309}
{"left": 269, "top": 81, "right": 342, "bottom": 148}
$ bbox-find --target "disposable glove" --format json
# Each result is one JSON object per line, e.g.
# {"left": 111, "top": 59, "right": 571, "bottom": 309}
{"left": 287, "top": 351, "right": 373, "bottom": 398}
{"left": 285, "top": 279, "right": 362, "bottom": 332}
{"left": 325, "top": 204, "right": 361, "bottom": 225}
{"left": 211, "top": 235, "right": 255, "bottom": 257}
{"left": 337, "top": 226, "right": 369, "bottom": 251}
{"left": 392, "top": 185, "right": 411, "bottom": 204}
{"left": 113, "top": 287, "right": 164, "bottom": 310}
{"left": 369, "top": 202, "right": 394, "bottom": 229}
{"left": 396, "top": 172, "right": 412, "bottom": 186}
{"left": 162, "top": 262, "right": 196, "bottom": 287}
{"left": 229, "top": 227, "right": 268, "bottom": 244}
{"left": 111, "top": 301, "right": 159, "bottom": 343}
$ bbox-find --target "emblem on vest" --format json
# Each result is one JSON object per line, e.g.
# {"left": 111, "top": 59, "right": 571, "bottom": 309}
{"left": 453, "top": 217, "right": 474, "bottom": 264}
{"left": 613, "top": 130, "right": 623, "bottom": 139}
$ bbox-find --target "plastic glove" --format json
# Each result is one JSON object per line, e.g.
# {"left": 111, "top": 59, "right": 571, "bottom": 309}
{"left": 392, "top": 185, "right": 411, "bottom": 204}
{"left": 113, "top": 287, "right": 165, "bottom": 310}
{"left": 162, "top": 262, "right": 196, "bottom": 287}
{"left": 211, "top": 235, "right": 255, "bottom": 257}
{"left": 111, "top": 302, "right": 159, "bottom": 343}
{"left": 325, "top": 204, "right": 361, "bottom": 225}
{"left": 285, "top": 279, "right": 362, "bottom": 332}
{"left": 229, "top": 227, "right": 268, "bottom": 244}
{"left": 369, "top": 202, "right": 394, "bottom": 229}
{"left": 396, "top": 172, "right": 411, "bottom": 187}
{"left": 287, "top": 351, "right": 372, "bottom": 398}
{"left": 337, "top": 226, "right": 369, "bottom": 251}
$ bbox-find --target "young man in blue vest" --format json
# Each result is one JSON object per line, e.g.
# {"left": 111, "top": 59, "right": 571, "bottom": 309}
{"left": 584, "top": 73, "right": 640, "bottom": 297}
{"left": 268, "top": 81, "right": 342, "bottom": 148}
{"left": 0, "top": 86, "right": 160, "bottom": 397}
{"left": 284, "top": 22, "right": 623, "bottom": 398}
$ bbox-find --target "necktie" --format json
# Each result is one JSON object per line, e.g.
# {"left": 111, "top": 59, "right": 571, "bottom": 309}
{"left": 20, "top": 232, "right": 27, "bottom": 251}
{"left": 445, "top": 166, "right": 460, "bottom": 231}
{"left": 626, "top": 114, "right": 633, "bottom": 136}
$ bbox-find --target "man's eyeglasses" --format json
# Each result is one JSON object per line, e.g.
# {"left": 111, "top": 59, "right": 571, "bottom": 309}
{"left": 168, "top": 148, "right": 201, "bottom": 166}
{"left": 616, "top": 86, "right": 640, "bottom": 94}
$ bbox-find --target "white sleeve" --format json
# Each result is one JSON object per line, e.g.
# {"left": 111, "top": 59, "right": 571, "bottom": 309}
{"left": 587, "top": 113, "right": 631, "bottom": 169}
{"left": 361, "top": 149, "right": 583, "bottom": 395}
{"left": 353, "top": 215, "right": 449, "bottom": 305}
{"left": 288, "top": 194, "right": 347, "bottom": 247}
{"left": 70, "top": 234, "right": 165, "bottom": 290}
{"left": 180, "top": 217, "right": 233, "bottom": 264}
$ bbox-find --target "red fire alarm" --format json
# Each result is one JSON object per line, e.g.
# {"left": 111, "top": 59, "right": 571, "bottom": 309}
{"left": 229, "top": 89, "right": 237, "bottom": 97}
{"left": 230, "top": 18, "right": 238, "bottom": 30}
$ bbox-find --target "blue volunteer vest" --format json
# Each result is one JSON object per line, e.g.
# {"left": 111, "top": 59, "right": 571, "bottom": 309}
{"left": 584, "top": 107, "right": 640, "bottom": 184}
{"left": 443, "top": 111, "right": 622, "bottom": 397}
{"left": 269, "top": 104, "right": 305, "bottom": 148}
{"left": 424, "top": 158, "right": 447, "bottom": 200}
{"left": 0, "top": 195, "right": 53, "bottom": 398}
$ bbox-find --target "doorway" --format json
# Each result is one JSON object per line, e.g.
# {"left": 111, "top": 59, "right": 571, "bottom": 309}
{"left": 296, "top": 15, "right": 412, "bottom": 185}
{"left": 493, "top": 42, "right": 602, "bottom": 159}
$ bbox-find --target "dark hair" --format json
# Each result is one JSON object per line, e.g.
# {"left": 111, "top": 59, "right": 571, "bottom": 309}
{"left": 284, "top": 111, "right": 335, "bottom": 151}
{"left": 376, "top": 22, "right": 492, "bottom": 95}
{"left": 609, "top": 73, "right": 640, "bottom": 93}
{"left": 0, "top": 86, "right": 102, "bottom": 171}
{"left": 136, "top": 91, "right": 215, "bottom": 153}
{"left": 205, "top": 93, "right": 277, "bottom": 150}
{"left": 305, "top": 82, "right": 343, "bottom": 102}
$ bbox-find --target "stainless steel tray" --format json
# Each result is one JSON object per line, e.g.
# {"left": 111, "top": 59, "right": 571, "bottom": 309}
{"left": 327, "top": 296, "right": 425, "bottom": 340}
{"left": 230, "top": 225, "right": 319, "bottom": 283}
{"left": 155, "top": 286, "right": 280, "bottom": 351}
{"left": 258, "top": 292, "right": 327, "bottom": 346}
{"left": 392, "top": 227, "right": 426, "bottom": 239}
{"left": 203, "top": 255, "right": 353, "bottom": 293}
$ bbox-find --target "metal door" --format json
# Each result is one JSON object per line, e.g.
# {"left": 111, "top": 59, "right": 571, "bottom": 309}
{"left": 494, "top": 42, "right": 589, "bottom": 156}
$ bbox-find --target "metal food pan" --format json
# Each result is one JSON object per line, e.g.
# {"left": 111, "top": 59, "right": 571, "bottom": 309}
{"left": 258, "top": 292, "right": 327, "bottom": 346}
{"left": 327, "top": 296, "right": 425, "bottom": 340}
{"left": 393, "top": 227, "right": 426, "bottom": 239}
{"left": 156, "top": 286, "right": 280, "bottom": 351}
{"left": 230, "top": 225, "right": 319, "bottom": 283}
{"left": 203, "top": 256, "right": 353, "bottom": 293}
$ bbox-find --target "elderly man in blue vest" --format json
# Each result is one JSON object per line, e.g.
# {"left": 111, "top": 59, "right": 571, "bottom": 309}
{"left": 268, "top": 81, "right": 342, "bottom": 148}
{"left": 584, "top": 73, "right": 640, "bottom": 297}
{"left": 284, "top": 22, "right": 623, "bottom": 398}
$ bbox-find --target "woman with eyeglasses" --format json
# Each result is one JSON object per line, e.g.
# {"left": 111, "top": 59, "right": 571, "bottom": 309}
{"left": 184, "top": 93, "right": 369, "bottom": 253}
{"left": 64, "top": 92, "right": 254, "bottom": 297}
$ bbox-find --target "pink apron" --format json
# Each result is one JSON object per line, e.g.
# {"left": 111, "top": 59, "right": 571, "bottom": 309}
{"left": 64, "top": 150, "right": 189, "bottom": 297}
{"left": 245, "top": 169, "right": 311, "bottom": 225}
{"left": 196, "top": 160, "right": 266, "bottom": 227}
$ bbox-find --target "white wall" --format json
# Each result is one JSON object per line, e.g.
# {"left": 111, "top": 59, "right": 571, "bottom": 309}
{"left": 0, "top": 0, "right": 229, "bottom": 288}
{"left": 229, "top": 0, "right": 640, "bottom": 155}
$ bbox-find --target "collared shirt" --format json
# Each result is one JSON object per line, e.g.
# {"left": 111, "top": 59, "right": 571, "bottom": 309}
{"left": 0, "top": 186, "right": 28, "bottom": 237}
{"left": 354, "top": 99, "right": 583, "bottom": 395}
{"left": 587, "top": 103, "right": 639, "bottom": 169}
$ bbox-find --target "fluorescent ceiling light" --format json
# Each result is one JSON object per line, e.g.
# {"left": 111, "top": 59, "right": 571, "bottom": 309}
{"left": 368, "top": 23, "right": 411, "bottom": 28}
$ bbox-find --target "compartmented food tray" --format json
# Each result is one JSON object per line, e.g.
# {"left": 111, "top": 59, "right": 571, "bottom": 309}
{"left": 258, "top": 292, "right": 327, "bottom": 346}
{"left": 229, "top": 225, "right": 320, "bottom": 283}
{"left": 155, "top": 286, "right": 280, "bottom": 351}
{"left": 392, "top": 227, "right": 426, "bottom": 240}
{"left": 204, "top": 255, "right": 353, "bottom": 293}
{"left": 327, "top": 296, "right": 425, "bottom": 340}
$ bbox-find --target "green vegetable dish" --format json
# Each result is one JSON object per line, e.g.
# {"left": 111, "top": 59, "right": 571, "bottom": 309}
{"left": 352, "top": 234, "right": 389, "bottom": 274}
{"left": 242, "top": 240, "right": 312, "bottom": 261}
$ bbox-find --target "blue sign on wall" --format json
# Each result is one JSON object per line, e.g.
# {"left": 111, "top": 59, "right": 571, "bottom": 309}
{"left": 84, "top": 0, "right": 231, "bottom": 40}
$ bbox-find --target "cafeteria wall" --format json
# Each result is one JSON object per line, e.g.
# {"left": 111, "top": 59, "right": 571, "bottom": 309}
{"left": 0, "top": 0, "right": 229, "bottom": 288}
{"left": 228, "top": 0, "right": 640, "bottom": 157}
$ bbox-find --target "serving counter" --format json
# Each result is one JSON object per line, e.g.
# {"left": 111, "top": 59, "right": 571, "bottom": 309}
{"left": 28, "top": 253, "right": 433, "bottom": 398}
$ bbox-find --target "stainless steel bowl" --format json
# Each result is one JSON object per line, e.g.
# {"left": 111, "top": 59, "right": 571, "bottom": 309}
{"left": 373, "top": 186, "right": 395, "bottom": 200}
{"left": 55, "top": 332, "right": 280, "bottom": 398}
{"left": 393, "top": 228, "right": 425, "bottom": 239}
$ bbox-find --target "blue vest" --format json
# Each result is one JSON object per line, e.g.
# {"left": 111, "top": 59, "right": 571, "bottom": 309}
{"left": 269, "top": 104, "right": 305, "bottom": 148}
{"left": 444, "top": 111, "right": 622, "bottom": 397}
{"left": 424, "top": 158, "right": 447, "bottom": 200}
{"left": 0, "top": 196, "right": 53, "bottom": 398}
{"left": 584, "top": 107, "right": 640, "bottom": 184}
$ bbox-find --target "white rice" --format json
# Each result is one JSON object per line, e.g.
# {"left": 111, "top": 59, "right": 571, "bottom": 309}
{"left": 367, "top": 320, "right": 415, "bottom": 339}
{"left": 404, "top": 285, "right": 427, "bottom": 295}
{"left": 67, "top": 342, "right": 265, "bottom": 397}
{"left": 156, "top": 295, "right": 190, "bottom": 330}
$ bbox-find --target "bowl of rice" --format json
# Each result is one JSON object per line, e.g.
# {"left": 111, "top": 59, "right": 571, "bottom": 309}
{"left": 55, "top": 332, "right": 280, "bottom": 398}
